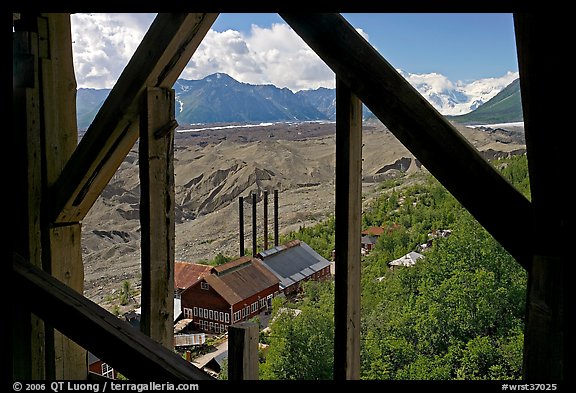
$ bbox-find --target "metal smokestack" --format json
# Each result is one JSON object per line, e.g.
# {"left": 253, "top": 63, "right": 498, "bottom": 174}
{"left": 263, "top": 191, "right": 269, "bottom": 250}
{"left": 274, "top": 189, "right": 279, "bottom": 247}
{"left": 252, "top": 192, "right": 257, "bottom": 257}
{"left": 239, "top": 196, "right": 244, "bottom": 256}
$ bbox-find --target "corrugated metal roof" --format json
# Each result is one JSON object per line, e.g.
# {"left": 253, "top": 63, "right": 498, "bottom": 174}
{"left": 388, "top": 251, "right": 424, "bottom": 267}
{"left": 361, "top": 235, "right": 378, "bottom": 245}
{"left": 258, "top": 240, "right": 331, "bottom": 289}
{"left": 203, "top": 257, "right": 279, "bottom": 306}
{"left": 361, "top": 226, "right": 385, "bottom": 236}
{"left": 174, "top": 262, "right": 212, "bottom": 290}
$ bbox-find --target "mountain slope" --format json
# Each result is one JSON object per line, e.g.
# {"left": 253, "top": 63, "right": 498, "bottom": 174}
{"left": 447, "top": 78, "right": 523, "bottom": 125}
{"left": 174, "top": 73, "right": 326, "bottom": 124}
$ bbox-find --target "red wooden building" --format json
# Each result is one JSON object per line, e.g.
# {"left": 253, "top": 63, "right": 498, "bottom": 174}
{"left": 179, "top": 256, "right": 279, "bottom": 333}
{"left": 174, "top": 261, "right": 212, "bottom": 297}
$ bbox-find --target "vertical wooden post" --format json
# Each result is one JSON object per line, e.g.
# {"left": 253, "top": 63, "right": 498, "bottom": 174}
{"left": 514, "top": 13, "right": 564, "bottom": 380}
{"left": 228, "top": 322, "right": 259, "bottom": 380}
{"left": 38, "top": 13, "right": 86, "bottom": 379}
{"left": 140, "top": 87, "right": 176, "bottom": 349}
{"left": 263, "top": 191, "right": 269, "bottom": 250}
{"left": 13, "top": 17, "right": 45, "bottom": 380}
{"left": 239, "top": 196, "right": 245, "bottom": 257}
{"left": 334, "top": 77, "right": 362, "bottom": 380}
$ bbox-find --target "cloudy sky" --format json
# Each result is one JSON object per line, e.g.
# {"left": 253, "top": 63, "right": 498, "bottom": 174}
{"left": 70, "top": 13, "right": 519, "bottom": 92}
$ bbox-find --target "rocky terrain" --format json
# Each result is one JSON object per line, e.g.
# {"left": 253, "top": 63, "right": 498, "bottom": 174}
{"left": 81, "top": 119, "right": 526, "bottom": 308}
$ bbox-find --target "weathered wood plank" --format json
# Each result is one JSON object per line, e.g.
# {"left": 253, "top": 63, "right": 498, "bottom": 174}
{"left": 281, "top": 13, "right": 533, "bottom": 269}
{"left": 334, "top": 78, "right": 362, "bottom": 380}
{"left": 228, "top": 322, "right": 259, "bottom": 380}
{"left": 140, "top": 87, "right": 176, "bottom": 349}
{"left": 514, "top": 13, "right": 564, "bottom": 380}
{"left": 46, "top": 225, "right": 86, "bottom": 379}
{"left": 49, "top": 13, "right": 218, "bottom": 224}
{"left": 38, "top": 13, "right": 87, "bottom": 379}
{"left": 13, "top": 253, "right": 214, "bottom": 380}
{"left": 13, "top": 25, "right": 46, "bottom": 380}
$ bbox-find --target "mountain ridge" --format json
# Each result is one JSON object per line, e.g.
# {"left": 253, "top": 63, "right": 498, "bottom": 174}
{"left": 76, "top": 72, "right": 522, "bottom": 129}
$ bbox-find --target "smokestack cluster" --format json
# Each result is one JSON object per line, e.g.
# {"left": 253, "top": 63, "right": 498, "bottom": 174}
{"left": 238, "top": 190, "right": 279, "bottom": 256}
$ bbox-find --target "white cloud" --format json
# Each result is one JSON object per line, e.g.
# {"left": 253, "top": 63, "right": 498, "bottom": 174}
{"left": 401, "top": 71, "right": 456, "bottom": 94}
{"left": 71, "top": 14, "right": 335, "bottom": 91}
{"left": 182, "top": 23, "right": 334, "bottom": 91}
{"left": 71, "top": 13, "right": 155, "bottom": 89}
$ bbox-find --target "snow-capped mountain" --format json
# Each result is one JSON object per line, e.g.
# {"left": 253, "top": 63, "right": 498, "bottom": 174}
{"left": 398, "top": 70, "right": 519, "bottom": 116}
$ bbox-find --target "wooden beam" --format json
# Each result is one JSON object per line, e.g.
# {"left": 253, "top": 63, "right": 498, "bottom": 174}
{"left": 333, "top": 78, "right": 362, "bottom": 380}
{"left": 13, "top": 253, "right": 214, "bottom": 380}
{"left": 38, "top": 13, "right": 86, "bottom": 379}
{"left": 228, "top": 322, "right": 259, "bottom": 380}
{"left": 13, "top": 22, "right": 46, "bottom": 380}
{"left": 49, "top": 13, "right": 218, "bottom": 224}
{"left": 514, "top": 13, "right": 564, "bottom": 380}
{"left": 280, "top": 13, "right": 533, "bottom": 269}
{"left": 139, "top": 87, "right": 176, "bottom": 349}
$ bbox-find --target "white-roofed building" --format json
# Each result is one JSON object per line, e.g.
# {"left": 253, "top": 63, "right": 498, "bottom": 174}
{"left": 387, "top": 251, "right": 424, "bottom": 269}
{"left": 258, "top": 240, "right": 332, "bottom": 295}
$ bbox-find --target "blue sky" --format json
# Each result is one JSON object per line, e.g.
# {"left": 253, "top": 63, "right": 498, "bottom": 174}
{"left": 71, "top": 13, "right": 519, "bottom": 91}
{"left": 212, "top": 13, "right": 518, "bottom": 83}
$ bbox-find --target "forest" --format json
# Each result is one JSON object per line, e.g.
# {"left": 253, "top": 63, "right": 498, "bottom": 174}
{"left": 258, "top": 155, "right": 530, "bottom": 380}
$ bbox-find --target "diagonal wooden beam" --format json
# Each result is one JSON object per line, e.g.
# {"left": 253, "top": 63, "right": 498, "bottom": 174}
{"left": 49, "top": 13, "right": 218, "bottom": 224}
{"left": 281, "top": 13, "right": 533, "bottom": 269}
{"left": 13, "top": 253, "right": 213, "bottom": 380}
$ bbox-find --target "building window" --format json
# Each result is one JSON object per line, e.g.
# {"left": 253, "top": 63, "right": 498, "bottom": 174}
{"left": 201, "top": 282, "right": 209, "bottom": 290}
{"left": 101, "top": 363, "right": 114, "bottom": 379}
{"left": 193, "top": 307, "right": 198, "bottom": 317}
{"left": 219, "top": 311, "right": 224, "bottom": 321}
{"left": 225, "top": 313, "right": 230, "bottom": 323}
{"left": 251, "top": 302, "right": 257, "bottom": 313}
{"left": 183, "top": 308, "right": 193, "bottom": 319}
{"left": 209, "top": 322, "right": 213, "bottom": 331}
{"left": 209, "top": 310, "right": 213, "bottom": 320}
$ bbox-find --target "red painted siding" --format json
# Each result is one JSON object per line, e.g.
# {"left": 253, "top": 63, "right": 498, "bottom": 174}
{"left": 181, "top": 278, "right": 278, "bottom": 333}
